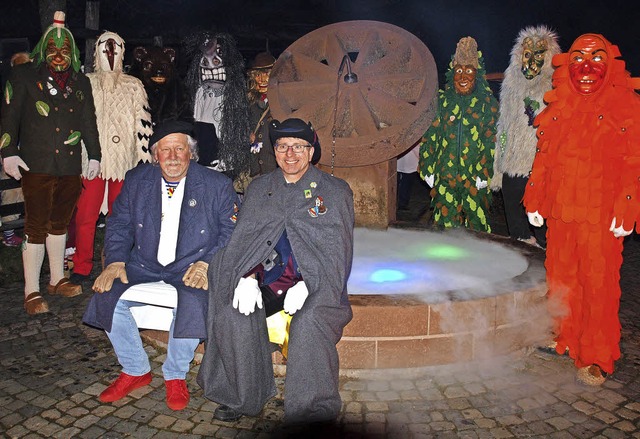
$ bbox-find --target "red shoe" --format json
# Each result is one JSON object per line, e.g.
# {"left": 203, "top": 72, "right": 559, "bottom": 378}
{"left": 99, "top": 372, "right": 152, "bottom": 402}
{"left": 165, "top": 379, "right": 190, "bottom": 411}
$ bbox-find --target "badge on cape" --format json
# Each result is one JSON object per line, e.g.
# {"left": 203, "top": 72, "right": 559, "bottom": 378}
{"left": 308, "top": 196, "right": 327, "bottom": 218}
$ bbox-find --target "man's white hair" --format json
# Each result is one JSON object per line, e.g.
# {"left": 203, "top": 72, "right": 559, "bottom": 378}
{"left": 151, "top": 134, "right": 199, "bottom": 163}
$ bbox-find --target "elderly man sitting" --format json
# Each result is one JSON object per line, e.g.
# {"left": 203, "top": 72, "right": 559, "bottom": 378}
{"left": 83, "top": 120, "right": 238, "bottom": 410}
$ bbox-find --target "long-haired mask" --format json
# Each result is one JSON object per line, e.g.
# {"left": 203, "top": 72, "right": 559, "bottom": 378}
{"left": 199, "top": 36, "right": 226, "bottom": 85}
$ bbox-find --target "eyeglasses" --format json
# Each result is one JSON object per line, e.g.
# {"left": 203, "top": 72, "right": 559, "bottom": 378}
{"left": 274, "top": 143, "right": 312, "bottom": 153}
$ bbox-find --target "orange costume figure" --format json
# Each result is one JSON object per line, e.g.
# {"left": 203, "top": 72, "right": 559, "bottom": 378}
{"left": 524, "top": 34, "right": 640, "bottom": 385}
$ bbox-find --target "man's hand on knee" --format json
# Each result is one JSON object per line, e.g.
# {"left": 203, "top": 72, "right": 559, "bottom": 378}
{"left": 93, "top": 262, "right": 128, "bottom": 293}
{"left": 284, "top": 281, "right": 309, "bottom": 315}
{"left": 233, "top": 276, "right": 263, "bottom": 316}
{"left": 183, "top": 261, "right": 209, "bottom": 290}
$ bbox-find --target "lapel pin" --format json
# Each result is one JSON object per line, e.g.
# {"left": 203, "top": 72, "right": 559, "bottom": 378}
{"left": 308, "top": 196, "right": 327, "bottom": 217}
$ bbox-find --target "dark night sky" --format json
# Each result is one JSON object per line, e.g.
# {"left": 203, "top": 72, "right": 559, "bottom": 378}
{"left": 1, "top": 0, "right": 640, "bottom": 84}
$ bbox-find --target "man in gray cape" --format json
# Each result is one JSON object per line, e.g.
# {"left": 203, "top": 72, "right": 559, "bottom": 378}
{"left": 197, "top": 118, "right": 354, "bottom": 425}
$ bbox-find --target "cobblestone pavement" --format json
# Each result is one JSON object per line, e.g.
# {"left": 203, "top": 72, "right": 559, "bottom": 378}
{"left": 1, "top": 186, "right": 640, "bottom": 438}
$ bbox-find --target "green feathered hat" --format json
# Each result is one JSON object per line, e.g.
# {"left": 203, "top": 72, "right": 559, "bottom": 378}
{"left": 31, "top": 11, "right": 81, "bottom": 73}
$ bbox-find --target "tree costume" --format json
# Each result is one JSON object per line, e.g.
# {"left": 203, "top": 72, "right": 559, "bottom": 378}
{"left": 71, "top": 31, "right": 153, "bottom": 283}
{"left": 0, "top": 11, "right": 101, "bottom": 314}
{"left": 524, "top": 34, "right": 640, "bottom": 384}
{"left": 419, "top": 37, "right": 498, "bottom": 232}
{"left": 491, "top": 26, "right": 560, "bottom": 246}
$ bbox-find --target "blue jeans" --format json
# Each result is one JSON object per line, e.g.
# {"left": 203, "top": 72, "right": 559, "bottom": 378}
{"left": 106, "top": 299, "right": 200, "bottom": 380}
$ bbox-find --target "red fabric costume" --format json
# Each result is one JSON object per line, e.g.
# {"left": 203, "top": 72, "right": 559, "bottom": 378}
{"left": 524, "top": 34, "right": 640, "bottom": 374}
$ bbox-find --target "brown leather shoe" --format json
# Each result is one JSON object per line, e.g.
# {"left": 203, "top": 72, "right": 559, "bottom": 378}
{"left": 24, "top": 292, "right": 49, "bottom": 315}
{"left": 47, "top": 277, "right": 82, "bottom": 297}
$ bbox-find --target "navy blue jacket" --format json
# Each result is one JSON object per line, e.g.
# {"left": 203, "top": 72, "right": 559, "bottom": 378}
{"left": 83, "top": 161, "right": 237, "bottom": 338}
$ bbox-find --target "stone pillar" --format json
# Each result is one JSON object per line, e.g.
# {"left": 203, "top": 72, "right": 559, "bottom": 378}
{"left": 319, "top": 158, "right": 396, "bottom": 229}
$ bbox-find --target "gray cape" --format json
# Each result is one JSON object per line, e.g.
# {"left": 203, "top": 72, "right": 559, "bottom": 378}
{"left": 197, "top": 165, "right": 354, "bottom": 423}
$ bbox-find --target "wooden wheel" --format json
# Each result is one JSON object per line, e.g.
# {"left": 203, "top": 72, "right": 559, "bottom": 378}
{"left": 268, "top": 20, "right": 438, "bottom": 167}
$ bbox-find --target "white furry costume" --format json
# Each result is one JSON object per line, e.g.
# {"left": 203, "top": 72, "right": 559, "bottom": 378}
{"left": 491, "top": 26, "right": 560, "bottom": 189}
{"left": 82, "top": 32, "right": 152, "bottom": 179}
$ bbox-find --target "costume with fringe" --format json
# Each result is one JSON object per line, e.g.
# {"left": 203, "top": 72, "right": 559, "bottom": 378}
{"left": 184, "top": 31, "right": 250, "bottom": 181}
{"left": 84, "top": 32, "right": 152, "bottom": 181}
{"left": 419, "top": 53, "right": 498, "bottom": 231}
{"left": 73, "top": 31, "right": 153, "bottom": 278}
{"left": 523, "top": 34, "right": 640, "bottom": 374}
{"left": 492, "top": 26, "right": 559, "bottom": 243}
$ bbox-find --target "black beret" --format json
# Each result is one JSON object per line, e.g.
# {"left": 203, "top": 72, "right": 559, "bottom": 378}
{"left": 149, "top": 120, "right": 194, "bottom": 147}
{"left": 269, "top": 118, "right": 321, "bottom": 164}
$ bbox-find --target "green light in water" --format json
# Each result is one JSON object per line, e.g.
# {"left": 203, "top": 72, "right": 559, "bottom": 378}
{"left": 423, "top": 244, "right": 468, "bottom": 260}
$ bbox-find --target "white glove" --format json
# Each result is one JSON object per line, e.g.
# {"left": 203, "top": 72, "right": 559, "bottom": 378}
{"left": 610, "top": 217, "right": 633, "bottom": 238}
{"left": 527, "top": 211, "right": 544, "bottom": 227}
{"left": 424, "top": 174, "right": 435, "bottom": 187}
{"left": 232, "top": 276, "right": 263, "bottom": 316}
{"left": 475, "top": 176, "right": 488, "bottom": 190}
{"left": 284, "top": 281, "right": 309, "bottom": 315}
{"left": 2, "top": 156, "right": 29, "bottom": 180}
{"left": 87, "top": 159, "right": 100, "bottom": 180}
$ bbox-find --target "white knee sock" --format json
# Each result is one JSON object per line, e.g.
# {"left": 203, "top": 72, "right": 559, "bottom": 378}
{"left": 46, "top": 234, "right": 67, "bottom": 286}
{"left": 23, "top": 242, "right": 45, "bottom": 296}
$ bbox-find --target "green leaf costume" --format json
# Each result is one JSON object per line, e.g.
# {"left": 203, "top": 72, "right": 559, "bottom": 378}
{"left": 419, "top": 54, "right": 499, "bottom": 232}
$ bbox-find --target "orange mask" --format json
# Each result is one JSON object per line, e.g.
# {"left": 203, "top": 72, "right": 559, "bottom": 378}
{"left": 568, "top": 34, "right": 608, "bottom": 95}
